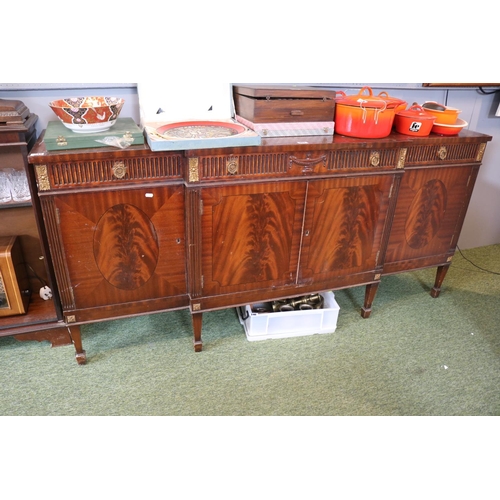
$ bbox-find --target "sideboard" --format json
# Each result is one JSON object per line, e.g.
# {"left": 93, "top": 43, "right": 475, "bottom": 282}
{"left": 27, "top": 129, "right": 492, "bottom": 363}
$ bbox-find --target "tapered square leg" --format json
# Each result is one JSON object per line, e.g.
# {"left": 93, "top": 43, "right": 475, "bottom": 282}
{"left": 362, "top": 282, "right": 380, "bottom": 318}
{"left": 192, "top": 312, "right": 203, "bottom": 352}
{"left": 431, "top": 264, "right": 450, "bottom": 298}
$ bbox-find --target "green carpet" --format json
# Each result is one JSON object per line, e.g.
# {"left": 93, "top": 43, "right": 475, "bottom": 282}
{"left": 1, "top": 245, "right": 499, "bottom": 416}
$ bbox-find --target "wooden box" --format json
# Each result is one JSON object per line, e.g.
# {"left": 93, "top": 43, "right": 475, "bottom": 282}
{"left": 44, "top": 117, "right": 144, "bottom": 151}
{"left": 0, "top": 236, "right": 31, "bottom": 316}
{"left": 233, "top": 85, "right": 336, "bottom": 123}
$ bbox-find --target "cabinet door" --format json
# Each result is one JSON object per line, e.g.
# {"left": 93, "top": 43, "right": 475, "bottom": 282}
{"left": 49, "top": 185, "right": 186, "bottom": 313}
{"left": 384, "top": 165, "right": 475, "bottom": 268}
{"left": 199, "top": 181, "right": 306, "bottom": 297}
{"left": 299, "top": 174, "right": 395, "bottom": 285}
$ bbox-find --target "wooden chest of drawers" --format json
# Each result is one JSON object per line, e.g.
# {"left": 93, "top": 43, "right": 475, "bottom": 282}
{"left": 28, "top": 130, "right": 491, "bottom": 362}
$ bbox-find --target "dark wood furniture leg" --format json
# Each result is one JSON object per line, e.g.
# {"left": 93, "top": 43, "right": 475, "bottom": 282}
{"left": 431, "top": 264, "right": 450, "bottom": 298}
{"left": 68, "top": 325, "right": 86, "bottom": 365}
{"left": 192, "top": 312, "right": 203, "bottom": 352}
{"left": 362, "top": 282, "right": 380, "bottom": 318}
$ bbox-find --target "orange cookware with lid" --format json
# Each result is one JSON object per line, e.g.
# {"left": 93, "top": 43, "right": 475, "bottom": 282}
{"left": 335, "top": 86, "right": 397, "bottom": 139}
{"left": 422, "top": 101, "right": 461, "bottom": 124}
{"left": 394, "top": 104, "right": 436, "bottom": 137}
{"left": 377, "top": 91, "right": 407, "bottom": 113}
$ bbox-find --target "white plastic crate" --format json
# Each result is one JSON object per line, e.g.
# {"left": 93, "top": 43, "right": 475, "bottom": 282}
{"left": 237, "top": 291, "right": 340, "bottom": 342}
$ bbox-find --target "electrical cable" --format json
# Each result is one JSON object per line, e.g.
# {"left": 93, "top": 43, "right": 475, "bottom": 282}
{"left": 23, "top": 262, "right": 48, "bottom": 286}
{"left": 477, "top": 87, "right": 500, "bottom": 95}
{"left": 456, "top": 245, "right": 500, "bottom": 275}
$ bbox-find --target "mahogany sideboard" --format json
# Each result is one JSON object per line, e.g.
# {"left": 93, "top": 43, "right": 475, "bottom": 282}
{"left": 27, "top": 129, "right": 491, "bottom": 364}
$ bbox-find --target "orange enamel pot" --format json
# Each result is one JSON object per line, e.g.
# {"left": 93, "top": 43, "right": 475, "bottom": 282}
{"left": 422, "top": 101, "right": 461, "bottom": 124}
{"left": 335, "top": 87, "right": 396, "bottom": 139}
{"left": 377, "top": 91, "right": 407, "bottom": 113}
{"left": 394, "top": 105, "right": 436, "bottom": 137}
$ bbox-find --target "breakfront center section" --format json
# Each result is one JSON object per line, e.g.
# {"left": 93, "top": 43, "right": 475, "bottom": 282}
{"left": 185, "top": 143, "right": 404, "bottom": 350}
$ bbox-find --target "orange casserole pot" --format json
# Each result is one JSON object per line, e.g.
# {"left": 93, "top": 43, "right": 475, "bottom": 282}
{"left": 335, "top": 87, "right": 397, "bottom": 139}
{"left": 394, "top": 105, "right": 436, "bottom": 137}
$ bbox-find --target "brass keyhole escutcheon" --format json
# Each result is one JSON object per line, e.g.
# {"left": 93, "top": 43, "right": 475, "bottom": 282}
{"left": 112, "top": 162, "right": 127, "bottom": 179}
{"left": 226, "top": 158, "right": 239, "bottom": 175}
{"left": 437, "top": 146, "right": 448, "bottom": 160}
{"left": 370, "top": 151, "right": 380, "bottom": 167}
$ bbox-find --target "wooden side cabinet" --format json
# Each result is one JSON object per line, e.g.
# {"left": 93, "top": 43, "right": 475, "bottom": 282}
{"left": 0, "top": 115, "right": 77, "bottom": 353}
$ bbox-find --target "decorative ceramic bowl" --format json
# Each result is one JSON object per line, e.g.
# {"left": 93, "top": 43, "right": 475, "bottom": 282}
{"left": 48, "top": 96, "right": 125, "bottom": 133}
{"left": 431, "top": 118, "right": 468, "bottom": 136}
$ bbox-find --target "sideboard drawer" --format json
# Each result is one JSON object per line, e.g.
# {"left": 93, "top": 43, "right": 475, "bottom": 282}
{"left": 34, "top": 153, "right": 184, "bottom": 191}
{"left": 404, "top": 142, "right": 487, "bottom": 167}
{"left": 191, "top": 147, "right": 404, "bottom": 182}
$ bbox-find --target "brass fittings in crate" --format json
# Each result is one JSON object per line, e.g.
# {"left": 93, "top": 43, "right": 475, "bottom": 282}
{"left": 270, "top": 294, "right": 325, "bottom": 313}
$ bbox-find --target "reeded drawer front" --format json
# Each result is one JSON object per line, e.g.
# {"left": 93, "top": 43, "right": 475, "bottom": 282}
{"left": 34, "top": 153, "right": 184, "bottom": 191}
{"left": 404, "top": 142, "right": 487, "bottom": 166}
{"left": 193, "top": 147, "right": 403, "bottom": 182}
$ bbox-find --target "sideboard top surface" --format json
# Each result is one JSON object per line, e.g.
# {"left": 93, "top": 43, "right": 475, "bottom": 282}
{"left": 28, "top": 129, "right": 492, "bottom": 164}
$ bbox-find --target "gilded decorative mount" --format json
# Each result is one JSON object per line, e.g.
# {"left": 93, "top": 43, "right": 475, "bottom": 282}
{"left": 35, "top": 165, "right": 51, "bottom": 191}
{"left": 476, "top": 143, "right": 486, "bottom": 162}
{"left": 189, "top": 158, "right": 199, "bottom": 182}
{"left": 397, "top": 148, "right": 407, "bottom": 169}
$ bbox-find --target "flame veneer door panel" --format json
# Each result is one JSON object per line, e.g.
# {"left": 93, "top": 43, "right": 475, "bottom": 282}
{"left": 299, "top": 174, "right": 396, "bottom": 286}
{"left": 384, "top": 165, "right": 476, "bottom": 273}
{"left": 199, "top": 181, "right": 307, "bottom": 298}
{"left": 46, "top": 185, "right": 187, "bottom": 319}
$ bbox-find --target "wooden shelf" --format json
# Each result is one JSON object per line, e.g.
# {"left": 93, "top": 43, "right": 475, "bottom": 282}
{"left": 0, "top": 293, "right": 61, "bottom": 337}
{"left": 0, "top": 201, "right": 32, "bottom": 209}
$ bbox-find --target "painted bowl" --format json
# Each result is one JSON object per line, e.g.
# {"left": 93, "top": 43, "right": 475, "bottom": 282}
{"left": 49, "top": 96, "right": 125, "bottom": 133}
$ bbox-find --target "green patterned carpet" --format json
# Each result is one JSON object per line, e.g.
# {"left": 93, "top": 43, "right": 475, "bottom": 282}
{"left": 1, "top": 245, "right": 499, "bottom": 416}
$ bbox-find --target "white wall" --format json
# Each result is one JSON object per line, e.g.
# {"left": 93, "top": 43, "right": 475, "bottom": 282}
{"left": 1, "top": 83, "right": 498, "bottom": 249}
